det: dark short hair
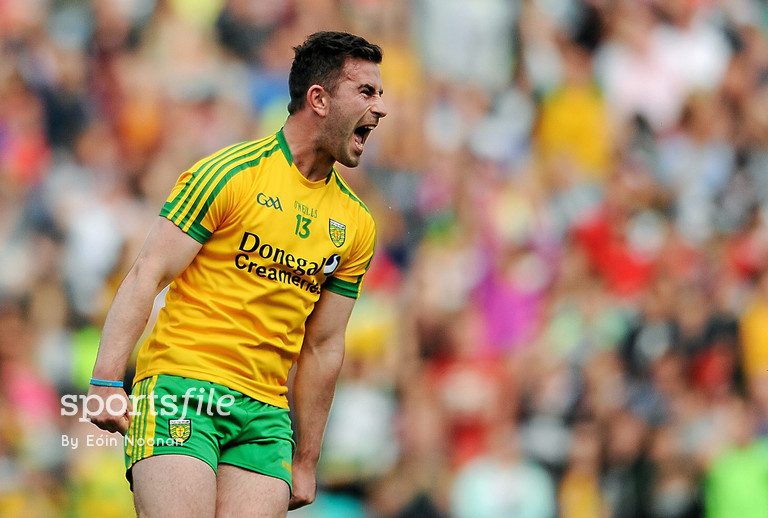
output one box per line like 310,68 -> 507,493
287,31 -> 382,115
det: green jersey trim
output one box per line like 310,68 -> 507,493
164,136 -> 274,224
276,128 -> 293,166
331,170 -> 371,214
160,139 -> 280,243
189,145 -> 282,238
177,140 -> 278,230
323,276 -> 362,298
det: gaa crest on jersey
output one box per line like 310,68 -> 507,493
169,419 -> 191,444
329,219 -> 346,247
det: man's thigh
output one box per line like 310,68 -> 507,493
216,464 -> 290,518
133,454 -> 217,518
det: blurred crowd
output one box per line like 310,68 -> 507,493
2,0 -> 768,517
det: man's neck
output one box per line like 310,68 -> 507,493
281,117 -> 335,182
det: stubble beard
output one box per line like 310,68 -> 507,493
322,110 -> 361,168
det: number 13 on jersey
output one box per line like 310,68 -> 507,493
295,215 -> 311,238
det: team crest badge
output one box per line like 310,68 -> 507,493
329,219 -> 346,247
169,419 -> 191,444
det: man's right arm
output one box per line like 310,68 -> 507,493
87,217 -> 203,434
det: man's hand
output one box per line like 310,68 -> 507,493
85,385 -> 132,435
287,461 -> 317,510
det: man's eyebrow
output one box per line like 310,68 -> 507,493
360,83 -> 384,96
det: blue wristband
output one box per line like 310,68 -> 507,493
90,378 -> 124,387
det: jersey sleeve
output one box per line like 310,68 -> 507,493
323,212 -> 376,299
159,146 -> 241,243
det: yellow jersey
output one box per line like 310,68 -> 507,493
133,129 -> 376,408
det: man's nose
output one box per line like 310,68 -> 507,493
372,96 -> 388,118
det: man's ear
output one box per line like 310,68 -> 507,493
307,85 -> 328,116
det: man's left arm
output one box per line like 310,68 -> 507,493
288,290 -> 356,510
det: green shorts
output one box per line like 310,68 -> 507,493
125,374 -> 295,491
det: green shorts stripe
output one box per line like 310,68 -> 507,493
127,378 -> 149,464
125,375 -> 295,491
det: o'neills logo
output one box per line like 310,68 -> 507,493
234,232 -> 340,294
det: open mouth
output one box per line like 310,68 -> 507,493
353,124 -> 376,151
